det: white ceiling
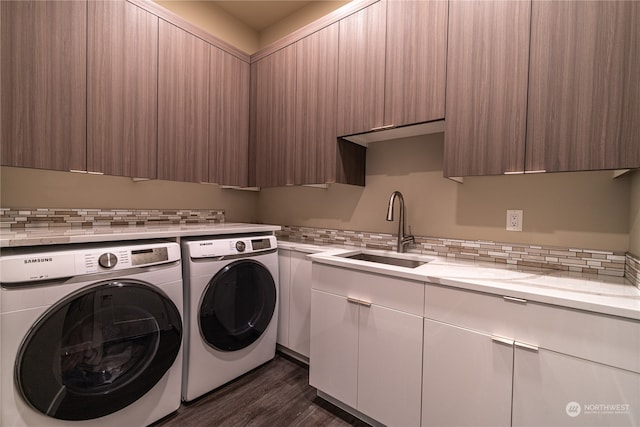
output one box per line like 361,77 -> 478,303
211,1 -> 316,32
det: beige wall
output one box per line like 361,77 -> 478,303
629,171 -> 640,255
154,1 -> 260,53
0,167 -> 259,223
257,133 -> 632,252
259,1 -> 350,48
154,1 -> 350,54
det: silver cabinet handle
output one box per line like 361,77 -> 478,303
503,296 -> 528,304
347,297 -> 372,307
515,341 -> 539,352
370,124 -> 395,132
491,335 -> 514,346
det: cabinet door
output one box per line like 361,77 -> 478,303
210,47 -> 250,186
422,319 -> 513,427
526,1 -> 640,172
443,0 -> 530,177
87,0 -> 158,178
250,45 -> 296,187
289,252 -> 312,358
358,304 -> 423,427
1,0 -> 86,171
309,290 -> 358,408
158,20 -> 209,183
277,250 -> 291,347
513,346 -> 640,427
384,0 -> 447,127
336,1 -> 386,137
295,23 -> 339,185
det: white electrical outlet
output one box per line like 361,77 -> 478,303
506,210 -> 523,231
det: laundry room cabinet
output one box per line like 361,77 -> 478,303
250,45 -> 297,187
294,23 -> 339,186
310,264 -> 424,426
443,0 -> 530,177
383,0 -> 447,128
525,0 -> 640,172
336,1 -> 386,137
87,0 -> 159,179
157,20 -> 210,183
1,0 -> 87,172
422,319 -> 513,427
422,283 -> 640,426
209,47 -> 250,187
277,248 -> 313,359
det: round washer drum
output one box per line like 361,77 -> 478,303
15,279 -> 182,421
199,259 -> 276,352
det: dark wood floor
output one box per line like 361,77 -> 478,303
154,353 -> 370,427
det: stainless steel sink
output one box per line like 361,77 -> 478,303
344,252 -> 429,269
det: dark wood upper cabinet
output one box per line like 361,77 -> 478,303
1,0 -> 87,172
250,45 -> 297,188
294,24 -> 339,185
384,0 -> 447,127
87,1 -> 158,178
526,1 -> 640,172
209,47 -> 250,187
157,20 -> 210,183
336,1 -> 386,137
443,0 -> 531,177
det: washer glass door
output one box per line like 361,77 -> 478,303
15,280 -> 182,421
200,259 -> 276,351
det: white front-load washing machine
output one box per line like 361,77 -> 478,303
0,241 -> 183,427
181,234 -> 278,402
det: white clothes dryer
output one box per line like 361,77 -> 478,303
0,241 -> 183,427
181,234 -> 278,402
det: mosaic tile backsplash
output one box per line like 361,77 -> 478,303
0,208 -> 225,228
277,225 -> 632,280
626,253 -> 640,289
1,210 -> 636,286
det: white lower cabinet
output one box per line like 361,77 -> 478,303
277,249 -> 313,358
512,346 -> 640,427
422,319 -> 513,427
309,290 -> 359,406
277,249 -> 291,348
289,251 -> 312,357
423,283 -> 640,427
310,264 -> 424,426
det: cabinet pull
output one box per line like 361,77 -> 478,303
515,341 -> 539,352
503,296 -> 527,304
370,124 -> 395,132
347,297 -> 372,307
491,335 -> 514,346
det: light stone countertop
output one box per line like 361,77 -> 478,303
280,241 -> 640,321
0,223 -> 281,248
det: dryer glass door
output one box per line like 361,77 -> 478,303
200,259 -> 276,351
15,280 -> 182,421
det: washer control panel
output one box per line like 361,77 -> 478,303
0,242 -> 180,283
188,235 -> 277,259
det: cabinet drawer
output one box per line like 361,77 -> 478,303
312,264 -> 424,316
425,284 -> 640,373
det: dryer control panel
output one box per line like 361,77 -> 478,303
0,242 -> 180,284
187,235 -> 277,259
